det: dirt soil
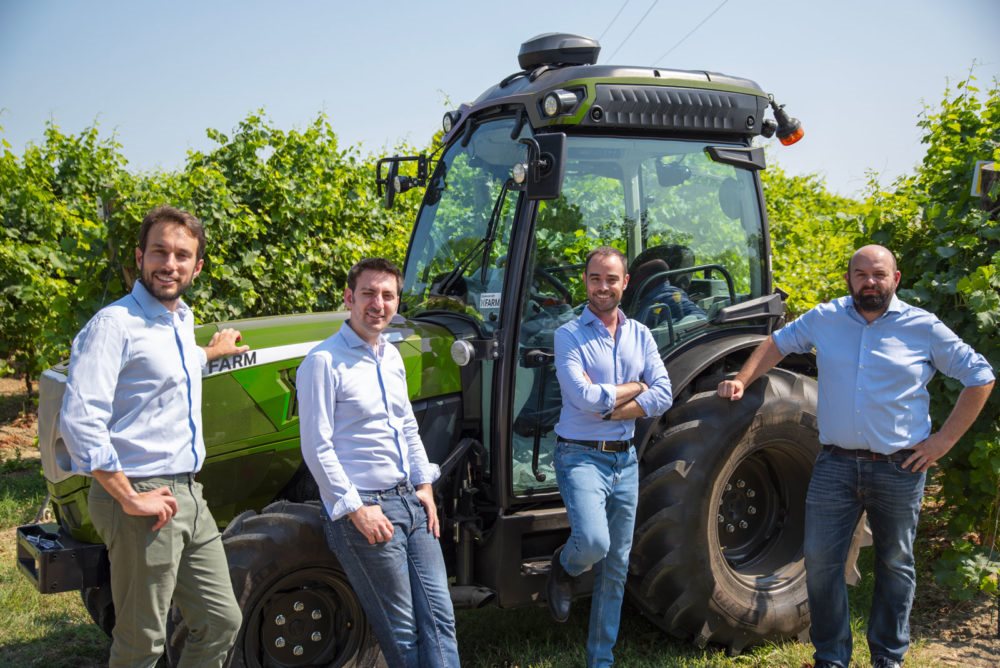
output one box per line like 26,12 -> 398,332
1,376 -> 997,665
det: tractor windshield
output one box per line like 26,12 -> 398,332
523,136 -> 767,351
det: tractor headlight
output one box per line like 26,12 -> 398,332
542,90 -> 579,117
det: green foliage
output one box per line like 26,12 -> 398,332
763,165 -> 862,317
858,74 -> 1000,598
0,124 -> 130,388
0,114 -> 417,385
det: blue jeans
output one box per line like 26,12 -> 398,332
324,483 -> 459,668
554,441 -> 639,668
804,449 -> 926,668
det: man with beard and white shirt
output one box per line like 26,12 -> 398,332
61,206 -> 248,667
297,258 -> 459,668
546,246 -> 672,668
717,244 -> 994,668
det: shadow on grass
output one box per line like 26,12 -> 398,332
0,611 -> 109,668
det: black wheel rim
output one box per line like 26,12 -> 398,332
716,437 -> 813,588
247,567 -> 367,667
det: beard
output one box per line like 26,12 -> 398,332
852,284 -> 893,313
139,265 -> 194,304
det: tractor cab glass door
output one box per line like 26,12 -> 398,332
511,136 -> 767,496
401,118 -> 526,334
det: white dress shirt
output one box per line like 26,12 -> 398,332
297,323 -> 440,520
60,281 -> 207,476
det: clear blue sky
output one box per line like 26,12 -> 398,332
2,0 -> 998,197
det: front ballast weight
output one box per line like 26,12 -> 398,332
376,154 -> 430,208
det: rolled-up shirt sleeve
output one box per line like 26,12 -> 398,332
634,328 -> 673,417
929,319 -> 995,387
772,309 -> 817,356
60,316 -> 129,474
554,326 -> 616,415
297,352 -> 363,517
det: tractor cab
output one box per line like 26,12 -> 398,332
385,33 -> 790,502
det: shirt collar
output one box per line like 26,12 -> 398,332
581,305 -> 626,329
341,320 -> 386,351
131,280 -> 190,321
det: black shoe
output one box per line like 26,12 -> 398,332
546,545 -> 574,623
871,657 -> 902,668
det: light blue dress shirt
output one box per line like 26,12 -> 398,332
60,281 -> 207,476
554,306 -> 673,441
772,295 -> 994,453
297,323 -> 440,520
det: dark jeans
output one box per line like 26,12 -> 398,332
324,483 -> 459,668
804,449 -> 926,667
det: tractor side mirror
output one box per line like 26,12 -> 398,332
376,155 -> 429,209
513,133 -> 566,201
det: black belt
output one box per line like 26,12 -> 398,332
822,444 -> 914,463
559,438 -> 632,453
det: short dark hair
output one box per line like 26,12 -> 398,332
138,206 -> 206,261
347,257 -> 403,294
584,246 -> 628,275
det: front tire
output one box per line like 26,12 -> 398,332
628,368 -> 867,653
166,500 -> 383,667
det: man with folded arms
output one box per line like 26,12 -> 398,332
548,246 -> 673,668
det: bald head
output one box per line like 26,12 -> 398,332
848,245 -> 897,275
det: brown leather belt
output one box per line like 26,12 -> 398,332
559,438 -> 632,453
822,444 -> 914,463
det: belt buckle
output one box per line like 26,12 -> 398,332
600,440 -> 614,453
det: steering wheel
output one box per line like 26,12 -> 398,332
533,266 -> 573,304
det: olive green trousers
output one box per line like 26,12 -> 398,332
89,474 -> 242,668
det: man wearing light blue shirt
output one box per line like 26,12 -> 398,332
717,245 -> 994,668
61,206 -> 248,668
297,258 -> 459,668
548,246 -> 673,668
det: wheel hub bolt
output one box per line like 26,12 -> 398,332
748,506 -> 757,515
746,490 -> 756,498
275,614 -> 286,626
739,520 -> 748,529
311,631 -> 322,642
293,601 -> 304,612
717,514 -> 724,524
725,483 -> 732,492
726,524 -> 735,533
293,645 -> 304,656
311,609 -> 323,620
275,637 -> 286,648
737,480 -> 745,488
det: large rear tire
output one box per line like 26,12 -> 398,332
166,500 -> 384,667
628,368 -> 867,654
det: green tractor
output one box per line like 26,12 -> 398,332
18,33 -> 868,666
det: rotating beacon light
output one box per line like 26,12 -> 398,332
769,98 -> 804,146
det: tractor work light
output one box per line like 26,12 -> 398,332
769,99 -> 803,146
512,162 -> 528,184
442,111 -> 461,134
542,90 -> 579,117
